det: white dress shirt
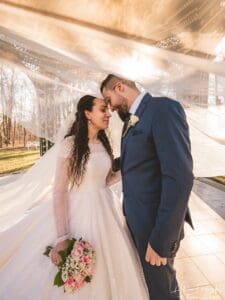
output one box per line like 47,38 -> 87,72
129,91 -> 148,115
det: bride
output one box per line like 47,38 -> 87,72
0,95 -> 148,299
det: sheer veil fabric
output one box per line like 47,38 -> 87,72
0,110 -> 76,231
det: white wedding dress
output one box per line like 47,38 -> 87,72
0,136 -> 148,300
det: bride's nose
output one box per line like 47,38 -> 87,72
106,111 -> 112,118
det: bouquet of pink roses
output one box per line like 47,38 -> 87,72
43,238 -> 96,293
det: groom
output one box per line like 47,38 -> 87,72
101,74 -> 194,300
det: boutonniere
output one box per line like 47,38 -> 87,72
122,115 -> 139,138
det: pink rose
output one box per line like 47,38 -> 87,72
72,244 -> 85,257
72,249 -> 81,257
66,277 -> 74,286
74,275 -> 84,289
82,256 -> 91,264
79,241 -> 86,248
78,245 -> 84,251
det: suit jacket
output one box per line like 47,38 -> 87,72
120,93 -> 194,257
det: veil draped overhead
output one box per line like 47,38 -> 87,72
0,1 -> 225,230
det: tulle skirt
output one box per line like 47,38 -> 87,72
0,186 -> 148,299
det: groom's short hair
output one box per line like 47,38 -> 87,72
100,74 -> 136,93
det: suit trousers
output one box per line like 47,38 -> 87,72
126,220 -> 181,300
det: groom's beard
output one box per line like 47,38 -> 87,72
117,109 -> 130,122
111,92 -> 130,121
116,98 -> 130,122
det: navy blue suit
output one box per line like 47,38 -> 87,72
120,93 -> 194,300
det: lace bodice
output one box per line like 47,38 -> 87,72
52,136 -> 121,243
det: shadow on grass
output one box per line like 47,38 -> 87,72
0,148 -> 40,175
0,163 -> 36,176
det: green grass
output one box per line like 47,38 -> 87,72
0,148 -> 40,175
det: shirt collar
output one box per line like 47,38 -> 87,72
129,91 -> 148,115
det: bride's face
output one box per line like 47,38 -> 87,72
86,98 -> 111,130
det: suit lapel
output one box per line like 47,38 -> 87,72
121,93 -> 152,166
135,93 -> 151,119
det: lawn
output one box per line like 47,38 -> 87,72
0,148 -> 40,175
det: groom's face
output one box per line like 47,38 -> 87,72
102,86 -> 129,121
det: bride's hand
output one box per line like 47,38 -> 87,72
51,240 -> 68,265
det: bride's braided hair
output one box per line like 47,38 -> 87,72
65,95 -> 113,187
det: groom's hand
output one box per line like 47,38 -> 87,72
112,157 -> 121,172
145,243 -> 167,266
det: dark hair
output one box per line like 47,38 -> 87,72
65,95 -> 113,187
100,74 -> 137,93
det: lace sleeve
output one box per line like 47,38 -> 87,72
58,135 -> 73,159
52,136 -> 73,243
